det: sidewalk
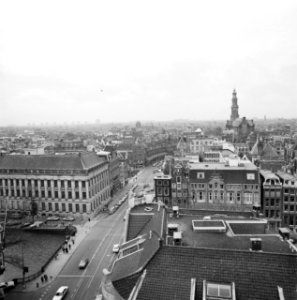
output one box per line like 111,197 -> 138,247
12,219 -> 98,292
3,177 -> 137,292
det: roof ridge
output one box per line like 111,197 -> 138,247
163,245 -> 297,257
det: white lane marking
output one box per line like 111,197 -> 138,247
70,212 -> 124,299
57,274 -> 93,278
85,209 -> 126,290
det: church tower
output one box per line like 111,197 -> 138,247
230,89 -> 239,121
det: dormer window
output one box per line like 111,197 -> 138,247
203,280 -> 235,300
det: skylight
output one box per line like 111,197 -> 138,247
203,280 -> 235,300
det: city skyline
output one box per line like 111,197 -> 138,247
1,0 -> 297,126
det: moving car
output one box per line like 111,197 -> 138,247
78,258 -> 89,269
112,244 -> 120,253
52,286 -> 69,300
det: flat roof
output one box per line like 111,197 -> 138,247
168,214 -> 293,254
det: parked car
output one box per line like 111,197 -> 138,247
62,216 -> 75,222
47,216 -> 60,221
78,258 -> 89,269
112,244 -> 120,253
144,207 -> 153,212
21,222 -> 32,228
0,281 -> 15,291
52,286 -> 69,300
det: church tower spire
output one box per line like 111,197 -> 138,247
230,89 -> 239,121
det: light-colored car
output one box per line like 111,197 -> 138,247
144,207 -> 153,212
52,286 -> 69,300
62,216 -> 75,222
78,258 -> 89,269
112,244 -> 120,253
0,281 -> 15,290
47,216 -> 60,221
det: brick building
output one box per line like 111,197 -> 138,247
154,174 -> 172,206
277,171 -> 297,229
260,170 -> 282,229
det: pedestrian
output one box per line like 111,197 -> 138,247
44,274 -> 48,282
72,238 -> 75,245
41,276 -> 44,284
66,248 -> 68,254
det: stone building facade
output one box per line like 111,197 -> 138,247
189,162 -> 260,211
0,152 -> 110,216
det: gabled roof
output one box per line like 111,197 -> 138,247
261,143 -> 280,160
0,152 -> 105,171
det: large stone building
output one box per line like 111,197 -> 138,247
226,90 -> 255,142
0,152 -> 110,217
189,161 -> 260,211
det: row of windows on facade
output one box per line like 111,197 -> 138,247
158,189 -> 257,204
284,188 -> 297,194
192,192 -> 256,204
283,215 -> 297,226
0,174 -> 108,189
0,169 -> 88,175
264,210 -> 281,218
1,191 -> 109,212
0,185 -> 109,199
196,172 -> 256,180
264,199 -> 281,207
284,204 -> 297,212
191,183 -> 259,190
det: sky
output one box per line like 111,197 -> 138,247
0,0 -> 297,126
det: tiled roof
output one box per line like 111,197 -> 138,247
135,246 -> 297,300
113,271 -> 141,299
261,143 -> 279,160
127,215 -> 153,241
0,152 -> 105,171
189,167 -> 259,184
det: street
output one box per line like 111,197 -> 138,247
6,166 -> 156,300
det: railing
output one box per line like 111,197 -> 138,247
287,240 -> 297,253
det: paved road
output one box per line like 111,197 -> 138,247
6,166 -> 157,300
